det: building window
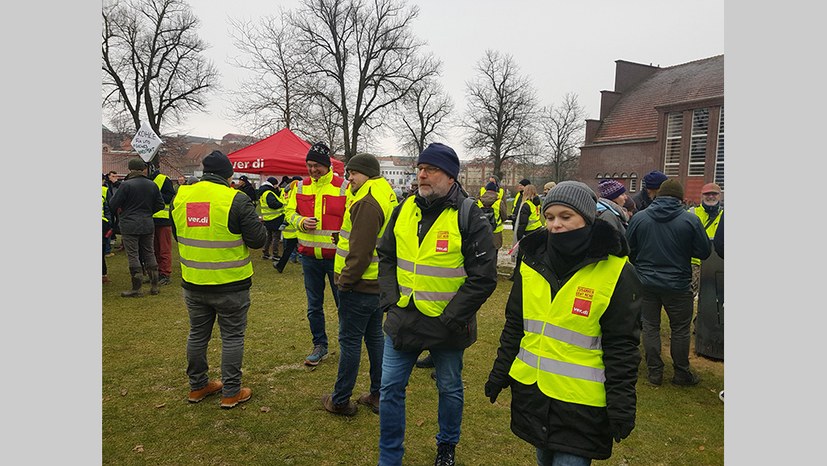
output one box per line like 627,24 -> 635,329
629,178 -> 638,192
688,108 -> 709,176
664,112 -> 683,176
715,106 -> 724,190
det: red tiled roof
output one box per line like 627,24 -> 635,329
592,55 -> 724,143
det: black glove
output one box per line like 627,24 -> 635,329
609,419 -> 635,443
484,380 -> 502,404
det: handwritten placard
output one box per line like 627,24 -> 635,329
131,121 -> 163,162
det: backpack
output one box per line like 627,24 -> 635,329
480,205 -> 497,230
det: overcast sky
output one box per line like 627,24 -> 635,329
167,0 -> 724,157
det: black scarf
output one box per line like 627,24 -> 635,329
548,224 -> 593,278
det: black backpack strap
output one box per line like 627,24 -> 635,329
458,196 -> 475,238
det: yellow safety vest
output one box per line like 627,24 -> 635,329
524,198 -> 543,232
171,183 -> 253,285
102,186 -> 109,222
508,255 -> 626,407
476,196 -> 504,234
334,178 -> 398,279
690,206 -> 722,265
394,197 -> 466,317
259,188 -> 283,221
286,170 -> 349,259
152,173 -> 171,219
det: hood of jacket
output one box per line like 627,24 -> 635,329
643,196 -> 686,223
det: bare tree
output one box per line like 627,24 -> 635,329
538,93 -> 586,182
289,0 -> 439,161
394,79 -> 454,157
461,50 -> 539,180
227,13 -> 309,135
101,0 -> 218,159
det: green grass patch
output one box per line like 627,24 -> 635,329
103,243 -> 723,465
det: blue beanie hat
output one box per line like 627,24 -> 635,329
417,143 -> 460,179
643,170 -> 668,189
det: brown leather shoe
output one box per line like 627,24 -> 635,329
356,392 -> 380,414
220,387 -> 252,409
322,393 -> 358,416
188,380 -> 223,403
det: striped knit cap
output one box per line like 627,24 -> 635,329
542,181 -> 598,224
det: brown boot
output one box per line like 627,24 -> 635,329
357,391 -> 380,414
322,393 -> 358,416
148,269 -> 160,295
121,267 -> 144,298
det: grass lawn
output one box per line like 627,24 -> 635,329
102,233 -> 723,465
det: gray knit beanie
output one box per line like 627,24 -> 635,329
542,181 -> 598,224
346,153 -> 381,178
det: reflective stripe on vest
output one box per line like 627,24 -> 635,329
508,255 -> 626,407
171,183 -> 253,284
152,173 -> 171,219
259,189 -> 283,221
690,205 -> 722,265
393,197 -> 466,317
334,178 -> 398,279
290,170 -> 349,259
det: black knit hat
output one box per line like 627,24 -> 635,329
306,142 -> 331,167
202,150 -> 234,179
417,143 -> 460,179
485,181 -> 498,191
519,178 -> 531,187
542,181 -> 597,224
266,176 -> 279,185
346,153 -> 381,178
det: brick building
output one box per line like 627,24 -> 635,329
577,55 -> 724,205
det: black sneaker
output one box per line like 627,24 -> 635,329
672,372 -> 701,386
158,275 -> 171,286
647,372 -> 663,386
416,353 -> 434,368
262,254 -> 272,260
434,442 -> 456,466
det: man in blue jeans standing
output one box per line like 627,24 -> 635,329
376,143 -> 498,466
321,153 -> 398,416
285,142 -> 349,366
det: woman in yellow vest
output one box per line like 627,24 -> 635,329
514,184 -> 543,242
485,181 -> 642,465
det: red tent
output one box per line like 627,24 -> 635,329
226,128 -> 344,176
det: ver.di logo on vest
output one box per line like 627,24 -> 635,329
571,286 -> 594,317
435,231 -> 449,253
186,202 -> 211,227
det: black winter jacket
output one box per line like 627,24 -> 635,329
150,171 -> 176,227
487,219 -> 641,460
625,196 -> 712,292
378,183 -> 498,351
108,171 -> 164,235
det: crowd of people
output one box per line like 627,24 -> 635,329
102,141 -> 723,465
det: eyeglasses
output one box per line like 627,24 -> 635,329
416,165 -> 441,175
702,192 -> 720,196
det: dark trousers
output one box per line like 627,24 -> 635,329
332,291 -> 384,405
274,237 -> 298,271
302,256 -> 339,348
640,287 -> 695,378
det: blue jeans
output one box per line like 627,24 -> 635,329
184,288 -> 250,397
378,335 -> 465,466
331,290 -> 384,405
537,449 -> 592,466
301,256 -> 338,348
